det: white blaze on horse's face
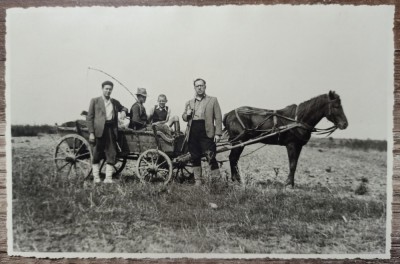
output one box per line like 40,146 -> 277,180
194,80 -> 206,97
102,85 -> 113,99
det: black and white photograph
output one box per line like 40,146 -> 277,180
6,5 -> 394,258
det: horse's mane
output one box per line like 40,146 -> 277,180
296,93 -> 335,120
229,92 -> 340,122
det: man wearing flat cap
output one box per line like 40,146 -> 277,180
129,87 -> 148,130
87,80 -> 128,183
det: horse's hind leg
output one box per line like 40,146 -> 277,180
285,143 -> 303,187
229,146 -> 244,182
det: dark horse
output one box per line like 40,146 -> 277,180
223,91 -> 348,187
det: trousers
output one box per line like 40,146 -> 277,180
92,122 -> 117,165
188,120 -> 219,169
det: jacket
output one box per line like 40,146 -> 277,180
87,96 -> 128,138
129,102 -> 148,130
182,95 -> 223,139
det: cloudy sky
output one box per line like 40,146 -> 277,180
6,5 -> 394,140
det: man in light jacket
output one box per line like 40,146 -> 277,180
182,78 -> 222,185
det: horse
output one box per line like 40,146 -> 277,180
222,91 -> 348,187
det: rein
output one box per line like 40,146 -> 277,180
217,94 -> 341,165
233,97 -> 339,142
313,126 -> 337,136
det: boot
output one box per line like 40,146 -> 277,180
193,166 -> 202,186
104,164 -> 114,183
92,163 -> 101,183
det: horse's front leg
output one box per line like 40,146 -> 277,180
285,143 -> 303,187
229,146 -> 244,182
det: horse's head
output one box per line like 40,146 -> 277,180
325,91 -> 348,130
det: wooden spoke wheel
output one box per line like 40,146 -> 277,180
54,135 -> 92,181
99,157 -> 127,179
136,149 -> 172,185
173,163 -> 194,183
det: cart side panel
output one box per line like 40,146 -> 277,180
118,130 -> 175,155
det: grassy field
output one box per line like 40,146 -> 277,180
11,134 -> 387,254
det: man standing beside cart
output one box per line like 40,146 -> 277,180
182,78 -> 223,185
87,80 -> 128,183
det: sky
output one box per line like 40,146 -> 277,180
6,5 -> 394,140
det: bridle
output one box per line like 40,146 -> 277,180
313,97 -> 341,136
325,97 -> 342,125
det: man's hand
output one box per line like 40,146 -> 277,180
89,133 -> 95,144
120,111 -> 127,120
186,108 -> 192,116
214,135 -> 221,143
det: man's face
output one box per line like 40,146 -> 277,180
194,80 -> 206,97
158,97 -> 167,108
139,95 -> 147,103
102,85 -> 113,98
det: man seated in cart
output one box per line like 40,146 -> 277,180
148,94 -> 181,135
128,88 -> 149,130
129,90 -> 180,136
87,80 -> 129,184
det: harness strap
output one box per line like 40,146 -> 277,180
294,105 -> 299,121
235,108 -> 246,129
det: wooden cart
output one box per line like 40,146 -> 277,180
54,120 -> 193,184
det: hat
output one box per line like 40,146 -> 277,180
136,87 -> 147,97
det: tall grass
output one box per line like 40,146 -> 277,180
12,155 -> 386,253
11,134 -> 387,254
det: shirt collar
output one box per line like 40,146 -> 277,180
156,105 -> 166,111
102,95 -> 112,103
195,94 -> 206,101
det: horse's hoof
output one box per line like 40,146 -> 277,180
231,174 -> 241,182
285,178 -> 294,187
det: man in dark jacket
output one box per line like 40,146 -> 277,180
87,81 -> 128,183
129,88 -> 148,130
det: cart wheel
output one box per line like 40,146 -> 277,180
99,157 -> 127,178
136,149 -> 173,185
54,134 -> 92,181
173,164 -> 194,183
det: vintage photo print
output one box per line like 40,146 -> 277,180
6,5 -> 394,259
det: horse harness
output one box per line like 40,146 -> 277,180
231,100 -> 337,144
232,107 -> 305,143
